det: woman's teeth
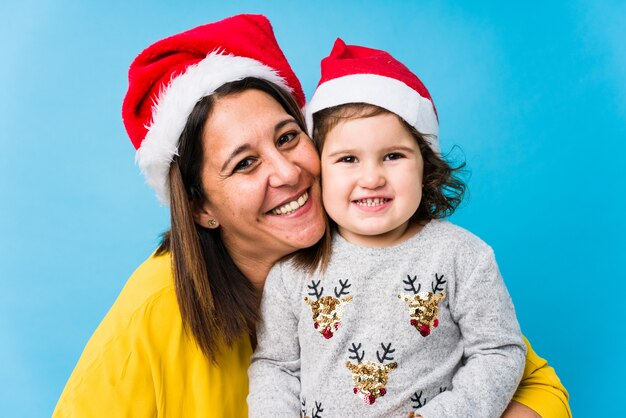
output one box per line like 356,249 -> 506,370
355,198 -> 389,207
271,191 -> 308,215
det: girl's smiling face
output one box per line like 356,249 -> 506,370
320,112 -> 424,247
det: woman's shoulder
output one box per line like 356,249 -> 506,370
53,250 -> 250,417
117,251 -> 175,308
86,251 -> 179,349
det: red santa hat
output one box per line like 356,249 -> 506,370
307,38 -> 439,153
122,14 -> 305,204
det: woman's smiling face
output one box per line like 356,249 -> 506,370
195,88 -> 325,268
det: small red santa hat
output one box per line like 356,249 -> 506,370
307,38 -> 439,153
122,14 -> 305,204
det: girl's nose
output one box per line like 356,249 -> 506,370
357,163 -> 386,189
268,153 -> 300,188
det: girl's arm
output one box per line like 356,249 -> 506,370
503,337 -> 571,418
416,246 -> 527,417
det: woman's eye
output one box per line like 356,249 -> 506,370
277,131 -> 298,147
338,156 -> 357,163
233,157 -> 255,173
384,152 -> 404,161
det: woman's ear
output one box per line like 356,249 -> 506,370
192,201 -> 220,229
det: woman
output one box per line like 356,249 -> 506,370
53,14 -> 569,417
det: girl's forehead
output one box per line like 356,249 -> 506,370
323,114 -> 415,149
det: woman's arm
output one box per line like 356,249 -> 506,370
503,337 -> 571,418
502,401 -> 541,418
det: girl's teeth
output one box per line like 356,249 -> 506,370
356,198 -> 388,206
272,191 -> 309,215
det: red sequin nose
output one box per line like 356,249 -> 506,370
322,327 -> 334,339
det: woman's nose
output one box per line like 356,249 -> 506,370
268,153 -> 300,188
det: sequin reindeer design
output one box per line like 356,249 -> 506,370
345,342 -> 397,405
398,273 -> 446,337
407,387 -> 447,416
304,279 -> 352,339
300,398 -> 324,418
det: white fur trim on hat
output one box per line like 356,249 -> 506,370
136,51 -> 292,205
306,74 -> 440,153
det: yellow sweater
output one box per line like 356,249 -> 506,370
53,252 -> 252,417
53,252 -> 569,417
514,338 -> 571,417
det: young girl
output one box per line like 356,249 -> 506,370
248,39 -> 526,418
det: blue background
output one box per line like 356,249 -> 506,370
2,1 -> 624,416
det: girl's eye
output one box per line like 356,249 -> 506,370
277,131 -> 298,147
233,157 -> 256,173
338,155 -> 357,163
384,152 -> 404,161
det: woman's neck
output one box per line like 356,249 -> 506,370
228,249 -> 276,296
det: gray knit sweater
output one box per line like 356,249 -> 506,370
248,220 -> 526,418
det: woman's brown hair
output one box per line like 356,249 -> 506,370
155,77 -> 330,361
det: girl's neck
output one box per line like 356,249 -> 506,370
337,220 -> 428,248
